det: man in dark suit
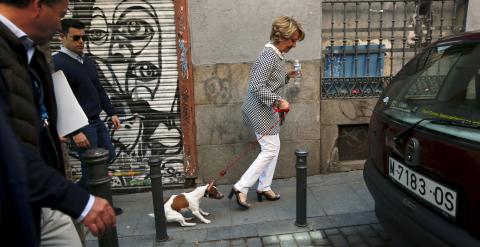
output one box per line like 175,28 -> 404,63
0,0 -> 116,245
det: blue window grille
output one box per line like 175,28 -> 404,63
325,45 -> 385,78
322,45 -> 387,97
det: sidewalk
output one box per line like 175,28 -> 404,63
85,170 -> 391,246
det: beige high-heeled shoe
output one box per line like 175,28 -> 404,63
228,187 -> 251,209
256,190 -> 280,202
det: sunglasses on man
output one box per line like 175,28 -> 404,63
70,35 -> 88,41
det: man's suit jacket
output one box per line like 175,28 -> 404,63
0,78 -> 37,246
0,21 -> 90,238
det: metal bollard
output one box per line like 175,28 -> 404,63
83,148 -> 119,247
149,157 -> 169,242
295,149 -> 308,227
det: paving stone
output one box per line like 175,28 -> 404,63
179,243 -> 197,247
278,234 -> 296,246
309,231 -> 323,240
371,223 -> 384,232
327,212 -> 378,229
167,229 -> 208,244
356,225 -> 376,237
199,241 -> 223,247
293,232 -> 312,246
213,240 -> 229,247
246,237 -> 262,247
346,235 -> 363,245
155,238 -> 184,247
204,224 -> 257,242
351,244 -> 369,247
263,235 -> 280,245
328,234 -> 349,247
312,238 -> 331,246
230,239 -> 246,247
264,245 -> 281,247
257,219 -> 305,237
324,229 -> 340,236
310,231 -> 329,246
378,231 -> 391,241
340,226 -> 357,235
366,236 -> 384,246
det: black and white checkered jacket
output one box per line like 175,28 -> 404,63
242,44 -> 289,135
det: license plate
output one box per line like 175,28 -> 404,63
388,157 -> 457,218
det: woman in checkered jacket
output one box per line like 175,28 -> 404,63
228,16 -> 305,209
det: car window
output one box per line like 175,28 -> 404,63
381,41 -> 480,141
465,74 -> 477,100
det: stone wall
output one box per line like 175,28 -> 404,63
193,61 -> 321,184
467,0 -> 480,31
320,98 -> 378,173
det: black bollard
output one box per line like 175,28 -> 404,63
149,157 -> 169,242
295,149 -> 308,227
83,148 -> 119,247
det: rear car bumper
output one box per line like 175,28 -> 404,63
363,160 -> 480,247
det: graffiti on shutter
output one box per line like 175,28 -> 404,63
52,0 -> 185,188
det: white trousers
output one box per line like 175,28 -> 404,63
234,134 -> 280,195
40,208 -> 82,247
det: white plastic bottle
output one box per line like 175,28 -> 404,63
293,59 -> 302,85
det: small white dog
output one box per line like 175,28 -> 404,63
163,181 -> 224,226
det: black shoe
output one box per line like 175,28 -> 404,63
114,207 -> 123,216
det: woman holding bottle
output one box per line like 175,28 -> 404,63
228,15 -> 305,209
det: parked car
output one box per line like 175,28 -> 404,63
363,32 -> 480,246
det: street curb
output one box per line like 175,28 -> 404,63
89,211 -> 377,246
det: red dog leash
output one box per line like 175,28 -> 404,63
217,106 -> 290,179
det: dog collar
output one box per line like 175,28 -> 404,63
204,189 -> 209,198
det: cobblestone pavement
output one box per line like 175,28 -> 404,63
193,223 -> 392,247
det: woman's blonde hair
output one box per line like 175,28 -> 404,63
270,16 -> 305,44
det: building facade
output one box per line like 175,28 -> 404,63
52,0 -> 470,188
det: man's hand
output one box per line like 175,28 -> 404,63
73,132 -> 90,148
58,136 -> 68,143
111,115 -> 122,130
81,197 -> 116,236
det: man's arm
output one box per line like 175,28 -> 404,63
90,60 -> 122,130
20,143 -> 89,215
20,137 -> 115,236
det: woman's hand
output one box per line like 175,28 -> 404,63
278,99 -> 290,111
287,70 -> 302,79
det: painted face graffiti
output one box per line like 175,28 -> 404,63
67,0 -> 184,186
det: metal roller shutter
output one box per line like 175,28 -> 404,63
51,0 -> 185,188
